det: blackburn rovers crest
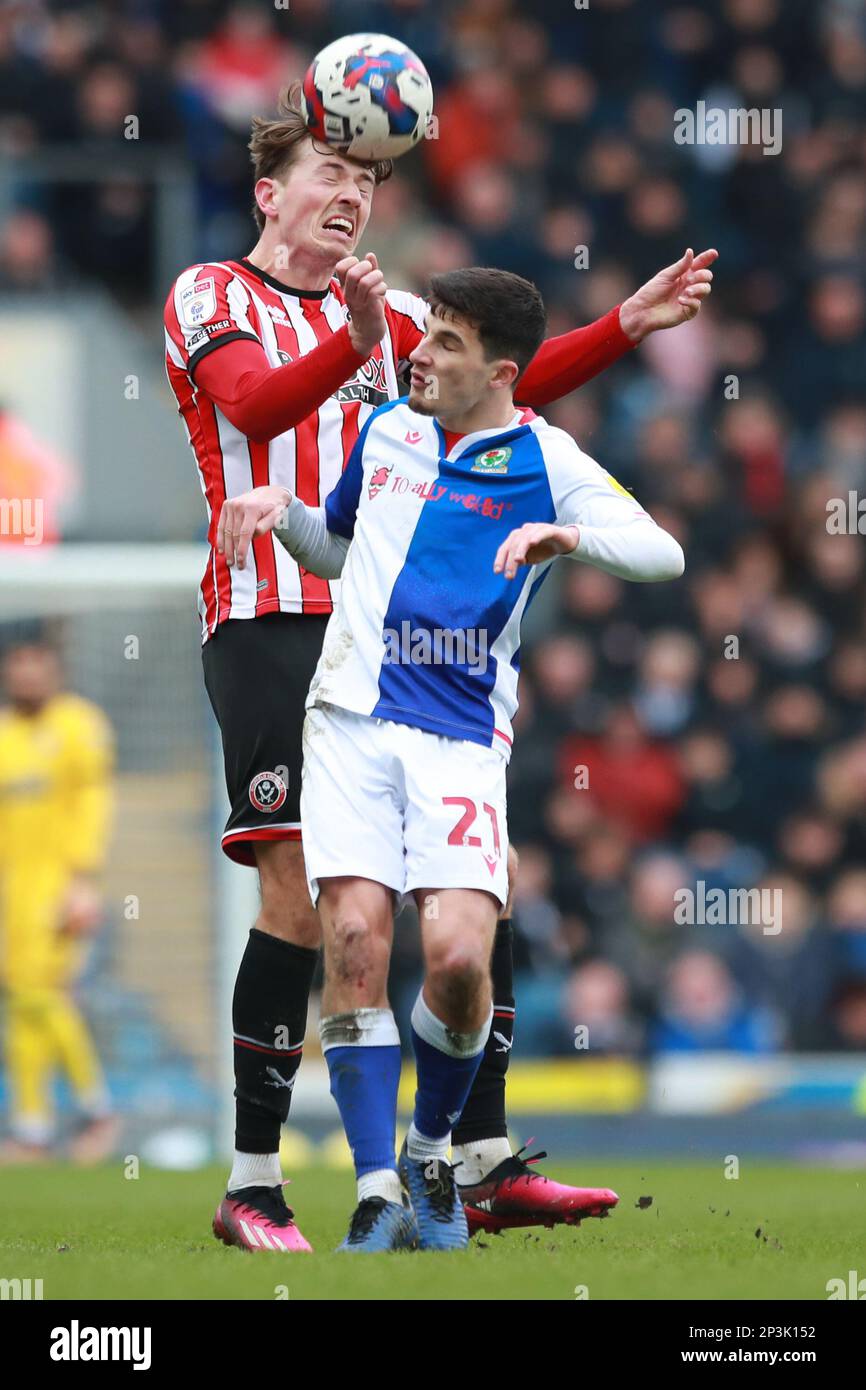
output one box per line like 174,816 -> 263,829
472,447 -> 511,474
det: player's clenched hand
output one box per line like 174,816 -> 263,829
494,523 -> 580,579
218,484 -> 292,569
619,247 -> 718,342
337,252 -> 388,357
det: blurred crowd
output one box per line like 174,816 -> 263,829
2,0 -> 866,1056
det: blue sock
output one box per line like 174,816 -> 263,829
408,991 -> 492,1161
320,1009 -> 402,1185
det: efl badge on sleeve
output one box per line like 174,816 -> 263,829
181,277 -> 217,327
604,471 -> 635,500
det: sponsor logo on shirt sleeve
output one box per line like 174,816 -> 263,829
180,276 -> 217,327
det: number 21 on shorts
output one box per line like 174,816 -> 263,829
443,796 -> 502,873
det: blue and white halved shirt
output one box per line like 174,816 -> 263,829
300,399 -> 683,756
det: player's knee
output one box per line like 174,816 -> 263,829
427,941 -> 489,1019
327,913 -> 388,989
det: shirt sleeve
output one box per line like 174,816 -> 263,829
516,306 -> 636,407
192,333 -> 368,444
544,429 -> 685,582
165,263 -> 370,444
385,289 -> 428,379
164,263 -> 262,376
274,497 -> 350,579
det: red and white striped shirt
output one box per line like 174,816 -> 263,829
164,257 -> 634,641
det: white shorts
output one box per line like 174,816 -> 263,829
300,702 -> 509,908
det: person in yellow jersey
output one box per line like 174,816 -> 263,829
0,638 -> 117,1162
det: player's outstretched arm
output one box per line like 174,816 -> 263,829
195,336 -> 368,445
217,398 -> 368,571
515,248 -> 718,408
494,439 -> 686,584
618,247 -> 718,341
217,485 -> 292,570
494,523 -> 581,578
273,495 -> 350,579
494,515 -> 683,583
216,484 -> 350,578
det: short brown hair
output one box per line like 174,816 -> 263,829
248,81 -> 393,231
427,267 -> 547,377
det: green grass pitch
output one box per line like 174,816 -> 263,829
3,1161 -> 863,1301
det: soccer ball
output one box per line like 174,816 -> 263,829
301,32 -> 434,161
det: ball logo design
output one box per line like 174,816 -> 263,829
301,32 -> 434,161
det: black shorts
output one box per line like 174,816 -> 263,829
202,612 -> 329,866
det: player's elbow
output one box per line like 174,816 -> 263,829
629,526 -> 685,582
230,407 -> 275,445
215,392 -> 280,443
656,532 -> 685,581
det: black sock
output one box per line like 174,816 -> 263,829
451,919 -> 514,1145
232,928 -> 318,1153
